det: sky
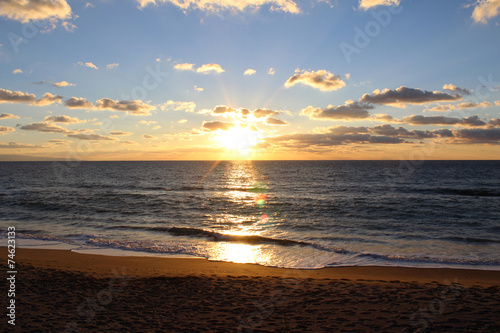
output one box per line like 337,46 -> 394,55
0,0 -> 500,161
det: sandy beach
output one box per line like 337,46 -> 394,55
2,247 -> 500,332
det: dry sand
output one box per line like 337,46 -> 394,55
1,247 -> 500,332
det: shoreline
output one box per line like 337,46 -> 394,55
4,247 -> 500,286
2,247 -> 500,331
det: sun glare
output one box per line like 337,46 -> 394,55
216,125 -> 260,152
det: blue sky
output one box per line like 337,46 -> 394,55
1,0 -> 500,160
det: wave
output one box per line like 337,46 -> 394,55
353,252 -> 500,267
419,187 -> 500,197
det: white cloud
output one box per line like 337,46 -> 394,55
285,69 -> 346,91
106,63 -> 119,70
358,0 -> 400,10
12,69 -> 22,74
160,100 -> 196,112
53,81 -> 76,87
244,69 -> 256,76
196,63 -> 225,74
174,63 -> 195,71
136,0 -> 300,14
472,0 -> 500,23
268,68 -> 275,75
194,85 -> 204,92
77,62 -> 98,70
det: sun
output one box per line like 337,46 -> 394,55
216,124 -> 260,152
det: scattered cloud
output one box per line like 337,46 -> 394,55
268,68 -> 275,75
136,0 -> 301,14
358,0 -> 400,10
174,63 -> 195,71
453,128 -> 500,143
142,134 -> 157,139
373,113 -> 403,123
402,115 -> 487,127
53,81 -> 76,87
109,131 -> 133,136
202,121 -> 235,131
160,100 -> 196,112
0,0 -> 72,23
359,86 -> 462,107
178,119 -> 188,124
64,97 -> 93,109
77,62 -> 98,70
67,133 -> 117,141
0,126 -> 15,134
196,63 -> 225,74
285,69 -> 346,91
471,0 -> 500,23
266,117 -> 288,125
12,69 -> 22,74
244,69 -> 256,76
0,113 -> 20,119
0,142 -> 45,149
106,63 -> 119,70
44,115 -> 86,123
429,101 -> 492,112
35,93 -> 63,106
194,85 -> 204,92
95,98 -> 155,115
443,84 -> 471,96
20,122 -> 71,133
139,120 -> 158,126
302,101 -> 373,120
0,88 -> 36,104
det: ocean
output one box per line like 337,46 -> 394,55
1,160 -> 499,269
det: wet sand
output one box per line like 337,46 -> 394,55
1,248 -> 500,332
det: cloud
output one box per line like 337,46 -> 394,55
136,0 -> 300,14
95,98 -> 155,115
0,113 -> 20,119
373,113 -> 403,123
142,134 -> 157,139
196,63 -> 225,74
53,81 -> 76,87
106,63 -> 119,69
0,142 -> 45,149
0,0 -> 72,23
429,101 -> 492,112
12,69 -> 22,74
139,120 -> 158,126
194,85 -> 204,92
402,115 -> 487,127
266,117 -> 288,125
359,86 -> 462,107
202,121 -> 235,131
443,84 -> 471,96
178,119 -> 188,124
109,131 -> 133,136
453,128 -> 500,143
36,93 -> 63,106
244,69 -> 256,76
268,68 -> 275,75
0,88 -> 36,104
77,62 -> 98,70
64,97 -> 93,109
0,126 -> 15,134
285,69 -> 346,91
44,115 -> 85,123
174,63 -> 195,71
358,0 -> 400,10
265,131 -> 405,147
472,0 -> 500,23
20,122 -> 71,133
487,119 -> 500,127
160,100 -> 196,112
302,101 -> 373,120
67,133 -> 117,141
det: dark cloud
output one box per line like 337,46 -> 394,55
403,115 -> 486,127
0,113 -> 20,119
360,86 -> 461,106
453,128 -> 500,143
67,133 -> 117,141
302,102 -> 373,120
266,117 -> 288,125
0,126 -> 15,133
95,98 -> 154,115
202,121 -> 235,131
44,115 -> 85,123
64,97 -> 93,109
0,142 -> 45,149
20,122 -> 71,133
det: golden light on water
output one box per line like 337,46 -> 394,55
210,242 -> 263,264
